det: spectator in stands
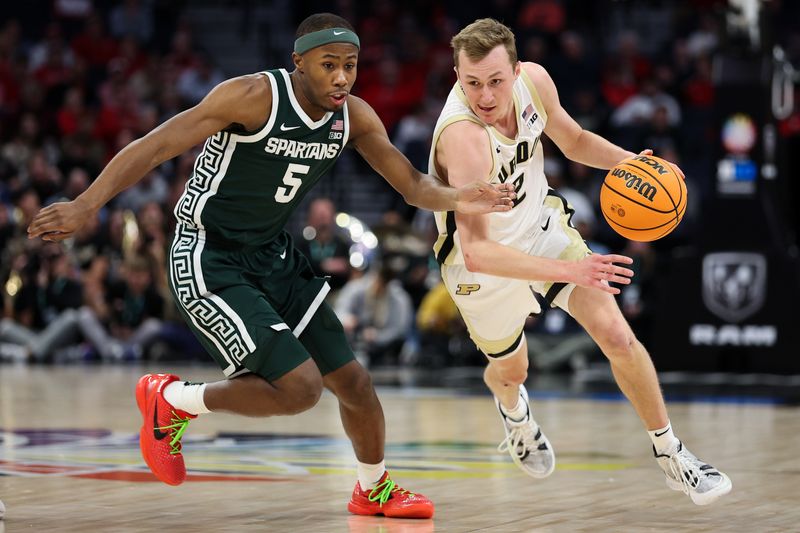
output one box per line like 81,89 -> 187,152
611,77 -> 681,128
71,12 -> 119,72
335,259 -> 413,367
295,198 -> 352,291
176,52 -> 224,107
525,304 -> 597,372
371,210 -> 430,306
392,103 -> 436,173
357,54 -> 424,135
28,22 -> 75,73
77,255 -> 166,360
2,112 -> 42,173
549,31 -> 599,113
416,280 -> 476,368
56,86 -> 88,137
116,168 -> 169,211
109,0 -> 154,44
0,243 -> 83,361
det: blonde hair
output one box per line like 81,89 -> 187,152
451,18 -> 517,67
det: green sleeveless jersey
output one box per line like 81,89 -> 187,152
174,68 -> 349,246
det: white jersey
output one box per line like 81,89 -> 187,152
430,68 -> 549,266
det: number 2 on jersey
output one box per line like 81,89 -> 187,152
274,163 -> 309,203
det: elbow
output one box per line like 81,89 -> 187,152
463,249 -> 482,273
561,130 -> 584,161
402,188 -> 419,208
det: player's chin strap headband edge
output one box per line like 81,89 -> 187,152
294,28 -> 360,55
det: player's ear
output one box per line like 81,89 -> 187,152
292,52 -> 303,72
514,61 -> 521,78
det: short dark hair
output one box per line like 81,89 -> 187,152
296,13 -> 354,38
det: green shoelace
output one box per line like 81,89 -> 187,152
367,477 -> 413,506
158,412 -> 192,455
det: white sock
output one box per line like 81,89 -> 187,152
649,420 -> 680,455
357,460 -> 386,490
500,393 -> 529,422
163,381 -> 211,415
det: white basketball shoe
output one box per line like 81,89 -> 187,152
655,441 -> 732,505
495,384 -> 555,478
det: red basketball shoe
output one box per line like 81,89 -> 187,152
135,373 -> 196,486
348,471 -> 434,519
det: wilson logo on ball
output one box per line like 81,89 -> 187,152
610,168 -> 658,202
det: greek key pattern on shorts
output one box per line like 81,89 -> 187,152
174,131 -> 231,226
170,226 -> 250,366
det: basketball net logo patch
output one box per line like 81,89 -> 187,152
702,252 -> 767,323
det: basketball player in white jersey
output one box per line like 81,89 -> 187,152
430,19 -> 731,505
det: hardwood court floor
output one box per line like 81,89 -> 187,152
0,363 -> 798,532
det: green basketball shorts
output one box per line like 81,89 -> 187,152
168,225 -> 355,381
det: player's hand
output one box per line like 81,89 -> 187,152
27,199 -> 93,242
634,149 -> 685,181
454,181 -> 516,215
572,254 -> 634,295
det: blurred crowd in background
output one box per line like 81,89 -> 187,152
1,0 -> 798,370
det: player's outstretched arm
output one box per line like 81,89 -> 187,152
28,75 -> 271,242
347,96 -> 515,214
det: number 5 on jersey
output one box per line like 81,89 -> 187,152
274,163 -> 310,203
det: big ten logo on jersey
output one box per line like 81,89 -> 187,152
522,103 -> 538,129
496,137 -> 539,207
456,283 -> 481,295
329,118 -> 344,140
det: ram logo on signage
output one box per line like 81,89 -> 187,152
702,252 -> 767,323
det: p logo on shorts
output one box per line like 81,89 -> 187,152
456,283 -> 481,296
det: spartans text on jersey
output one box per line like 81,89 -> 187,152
265,138 -> 341,160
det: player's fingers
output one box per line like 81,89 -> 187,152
604,254 -> 633,265
28,206 -> 60,227
42,231 -> 71,242
492,183 -> 517,199
673,163 -> 686,181
27,218 -> 50,238
608,275 -> 631,285
598,281 -> 620,294
638,149 -> 653,156
613,266 -> 634,278
28,218 -> 61,238
493,204 -> 513,212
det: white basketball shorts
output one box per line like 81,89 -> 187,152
441,190 -> 591,358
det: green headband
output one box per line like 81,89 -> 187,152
294,27 -> 360,55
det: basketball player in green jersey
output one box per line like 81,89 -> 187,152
27,13 -> 517,519
430,19 -> 730,505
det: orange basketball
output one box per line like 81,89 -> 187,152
600,155 -> 687,242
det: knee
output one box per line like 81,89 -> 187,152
327,362 -> 375,405
246,366 -> 323,416
598,323 -> 637,362
281,371 -> 324,414
487,359 -> 529,387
